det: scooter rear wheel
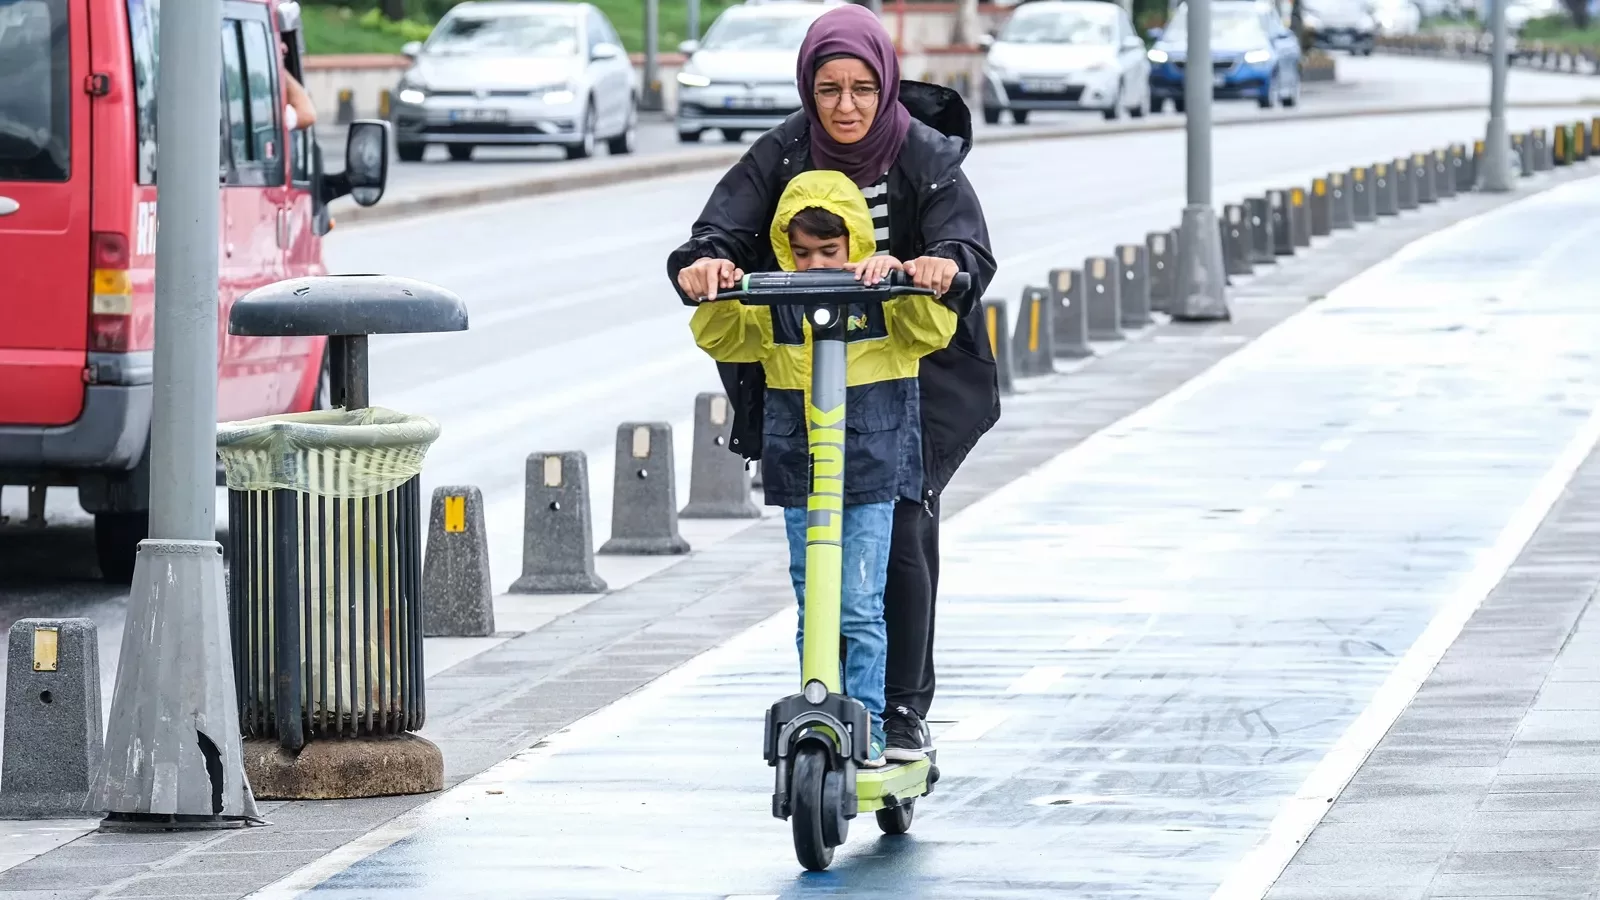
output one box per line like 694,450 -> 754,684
875,800 -> 915,835
791,745 -> 835,871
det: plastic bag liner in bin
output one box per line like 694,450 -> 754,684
217,407 -> 441,748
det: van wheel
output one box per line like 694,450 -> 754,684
983,106 -> 1002,125
95,510 -> 148,585
398,142 -> 426,162
447,144 -> 475,162
721,128 -> 745,142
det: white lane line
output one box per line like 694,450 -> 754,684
1067,627 -> 1121,650
1005,665 -> 1068,695
1320,437 -> 1353,453
726,895 -> 779,900
1197,534 -> 1242,553
1210,373 -> 1600,900
1266,482 -> 1297,500
939,711 -> 1012,743
1294,459 -> 1326,475
1239,507 -> 1271,526
1368,401 -> 1400,416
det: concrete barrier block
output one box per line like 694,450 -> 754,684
0,619 -> 101,819
1374,162 -> 1399,216
1083,257 -> 1124,341
1433,150 -> 1456,199
1576,121 -> 1589,161
1146,230 -> 1177,310
1350,168 -> 1375,222
1011,286 -> 1055,374
1288,187 -> 1311,247
1244,198 -> 1274,264
1221,204 -> 1252,276
1267,190 -> 1293,256
1329,172 -> 1354,229
680,393 -> 760,520
422,486 -> 495,637
1046,270 -> 1091,360
1309,177 -> 1332,237
378,89 -> 393,121
336,88 -> 355,126
510,451 -> 608,593
1454,144 -> 1475,193
1395,158 -> 1419,210
983,297 -> 1016,395
599,424 -> 690,556
1519,132 -> 1540,174
1414,153 -> 1438,204
1116,243 -> 1152,329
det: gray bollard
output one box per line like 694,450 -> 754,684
680,393 -> 761,520
1046,270 -> 1091,359
0,619 -> 101,819
1267,190 -> 1294,256
1433,150 -> 1456,199
1221,204 -> 1252,276
1288,186 -> 1311,248
598,423 -> 690,555
422,486 -> 496,637
1351,168 -> 1375,222
1014,285 -> 1062,373
1414,152 -> 1438,203
1245,197 -> 1274,264
1453,144 -> 1474,193
1309,177 -> 1332,237
1330,172 -> 1354,229
1528,130 -> 1547,173
510,451 -> 608,593
1083,257 -> 1124,341
983,297 -> 1016,395
1395,158 -> 1419,210
1374,162 -> 1400,216
1116,243 -> 1152,329
750,464 -> 763,490
1146,231 -> 1176,312
1466,141 -> 1483,189
336,88 -> 355,125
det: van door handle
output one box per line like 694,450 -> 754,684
0,196 -> 18,216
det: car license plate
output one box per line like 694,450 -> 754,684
1332,33 -> 1352,45
1020,79 -> 1065,93
724,95 -> 776,109
448,108 -> 508,123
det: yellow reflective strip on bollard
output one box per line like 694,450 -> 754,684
986,305 -> 998,358
444,495 -> 466,533
33,627 -> 58,672
1028,297 -> 1041,354
1313,179 -> 1326,196
1291,188 -> 1305,206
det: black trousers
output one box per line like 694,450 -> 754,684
884,496 -> 941,719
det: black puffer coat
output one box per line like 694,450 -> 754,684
667,81 -> 1000,501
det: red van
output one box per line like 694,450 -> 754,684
0,0 -> 389,581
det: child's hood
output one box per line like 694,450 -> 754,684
769,170 -> 878,272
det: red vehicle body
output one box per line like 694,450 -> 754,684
0,0 -> 381,580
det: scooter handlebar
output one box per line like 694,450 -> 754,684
707,270 -> 971,305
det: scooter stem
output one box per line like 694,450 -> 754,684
800,302 -> 848,694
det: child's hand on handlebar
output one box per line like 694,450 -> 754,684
905,257 -> 961,296
845,254 -> 904,287
679,258 -> 745,301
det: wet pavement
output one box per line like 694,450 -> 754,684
227,178 -> 1600,898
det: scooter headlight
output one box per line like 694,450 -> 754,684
804,679 -> 828,704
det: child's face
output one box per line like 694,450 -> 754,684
788,228 -> 848,271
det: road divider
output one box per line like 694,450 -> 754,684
1084,257 -> 1124,343
422,485 -> 496,638
984,298 -> 1016,396
598,423 -> 690,556
509,451 -> 608,594
1117,244 -> 1153,330
0,619 -> 101,819
1044,273 -> 1087,363
681,393 -> 761,521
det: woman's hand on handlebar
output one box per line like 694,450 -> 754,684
844,254 -> 904,287
905,257 -> 961,297
678,258 -> 744,301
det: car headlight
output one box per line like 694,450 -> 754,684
398,87 -> 426,105
1244,48 -> 1272,63
543,87 -> 576,104
677,71 -> 711,88
1147,48 -> 1169,63
1302,12 -> 1322,28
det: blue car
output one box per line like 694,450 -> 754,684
1146,0 -> 1302,112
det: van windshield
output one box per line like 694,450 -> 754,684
700,13 -> 815,51
0,0 -> 70,181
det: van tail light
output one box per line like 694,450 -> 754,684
89,231 -> 133,352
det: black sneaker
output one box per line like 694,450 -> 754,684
883,705 -> 929,762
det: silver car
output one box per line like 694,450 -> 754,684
981,0 -> 1152,124
392,1 -> 637,162
674,0 -> 841,144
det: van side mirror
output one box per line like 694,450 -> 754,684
978,33 -> 995,50
344,120 -> 390,207
678,39 -> 700,54
276,0 -> 302,33
591,41 -> 621,61
401,40 -> 423,58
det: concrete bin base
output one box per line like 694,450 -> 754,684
243,734 -> 444,800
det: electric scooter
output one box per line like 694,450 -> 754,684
709,268 -> 971,872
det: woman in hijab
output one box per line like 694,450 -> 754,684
667,3 -> 1000,765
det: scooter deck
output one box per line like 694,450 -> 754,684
855,757 -> 933,813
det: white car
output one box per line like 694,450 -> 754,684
981,0 -> 1152,125
1370,0 -> 1422,35
392,1 -> 638,162
674,1 -> 840,143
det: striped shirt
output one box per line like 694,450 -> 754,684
862,176 -> 890,254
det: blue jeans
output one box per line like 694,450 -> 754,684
783,501 -> 893,748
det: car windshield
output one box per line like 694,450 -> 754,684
1162,5 -> 1268,43
426,12 -> 580,56
999,7 -> 1117,44
700,12 -> 815,51
0,0 -> 70,182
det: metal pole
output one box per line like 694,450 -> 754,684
642,0 -> 662,111
688,0 -> 700,43
1480,0 -> 1512,190
1185,0 -> 1212,206
1171,0 -> 1230,321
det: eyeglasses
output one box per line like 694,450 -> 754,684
814,84 -> 880,108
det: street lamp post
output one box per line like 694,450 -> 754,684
1173,0 -> 1231,320
1480,0 -> 1512,191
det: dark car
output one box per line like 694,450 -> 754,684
1147,0 -> 1302,112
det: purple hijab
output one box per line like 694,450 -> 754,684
796,4 -> 912,188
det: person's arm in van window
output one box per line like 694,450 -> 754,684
284,69 -> 316,130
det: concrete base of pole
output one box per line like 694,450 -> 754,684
1171,205 -> 1231,322
243,734 -> 443,800
1479,125 -> 1513,192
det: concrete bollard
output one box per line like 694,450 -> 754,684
1146,231 -> 1176,313
510,451 -> 608,593
1046,270 -> 1091,360
983,298 -> 1016,395
1083,257 -> 1124,341
1330,172 -> 1355,229
336,88 -> 355,125
1414,153 -> 1438,204
1395,158 -> 1419,210
1453,144 -> 1473,193
1245,197 -> 1274,264
680,393 -> 760,520
1351,168 -> 1375,222
1116,243 -> 1153,329
1221,204 -> 1252,276
1433,150 -> 1456,199
1576,121 -> 1589,161
598,424 -> 690,556
1267,190 -> 1294,256
1309,177 -> 1332,237
378,89 -> 393,121
422,486 -> 496,637
750,462 -> 763,489
1014,285 -> 1062,373
0,619 -> 101,819
1374,162 -> 1400,215
1519,132 -> 1539,174
1288,187 -> 1311,248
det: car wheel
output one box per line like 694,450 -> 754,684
1151,95 -> 1167,114
607,100 -> 637,155
1011,109 -> 1029,125
397,142 -> 426,162
1259,75 -> 1276,109
1103,81 -> 1122,121
447,144 -> 474,162
565,103 -> 596,160
95,510 -> 148,584
720,128 -> 745,143
1129,84 -> 1147,118
1174,97 -> 1186,114
983,106 -> 1003,125
1282,76 -> 1300,107
678,129 -> 703,143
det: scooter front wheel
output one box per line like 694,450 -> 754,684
875,800 -> 914,835
790,745 -> 835,871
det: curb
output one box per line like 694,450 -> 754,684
333,97 -> 1600,229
